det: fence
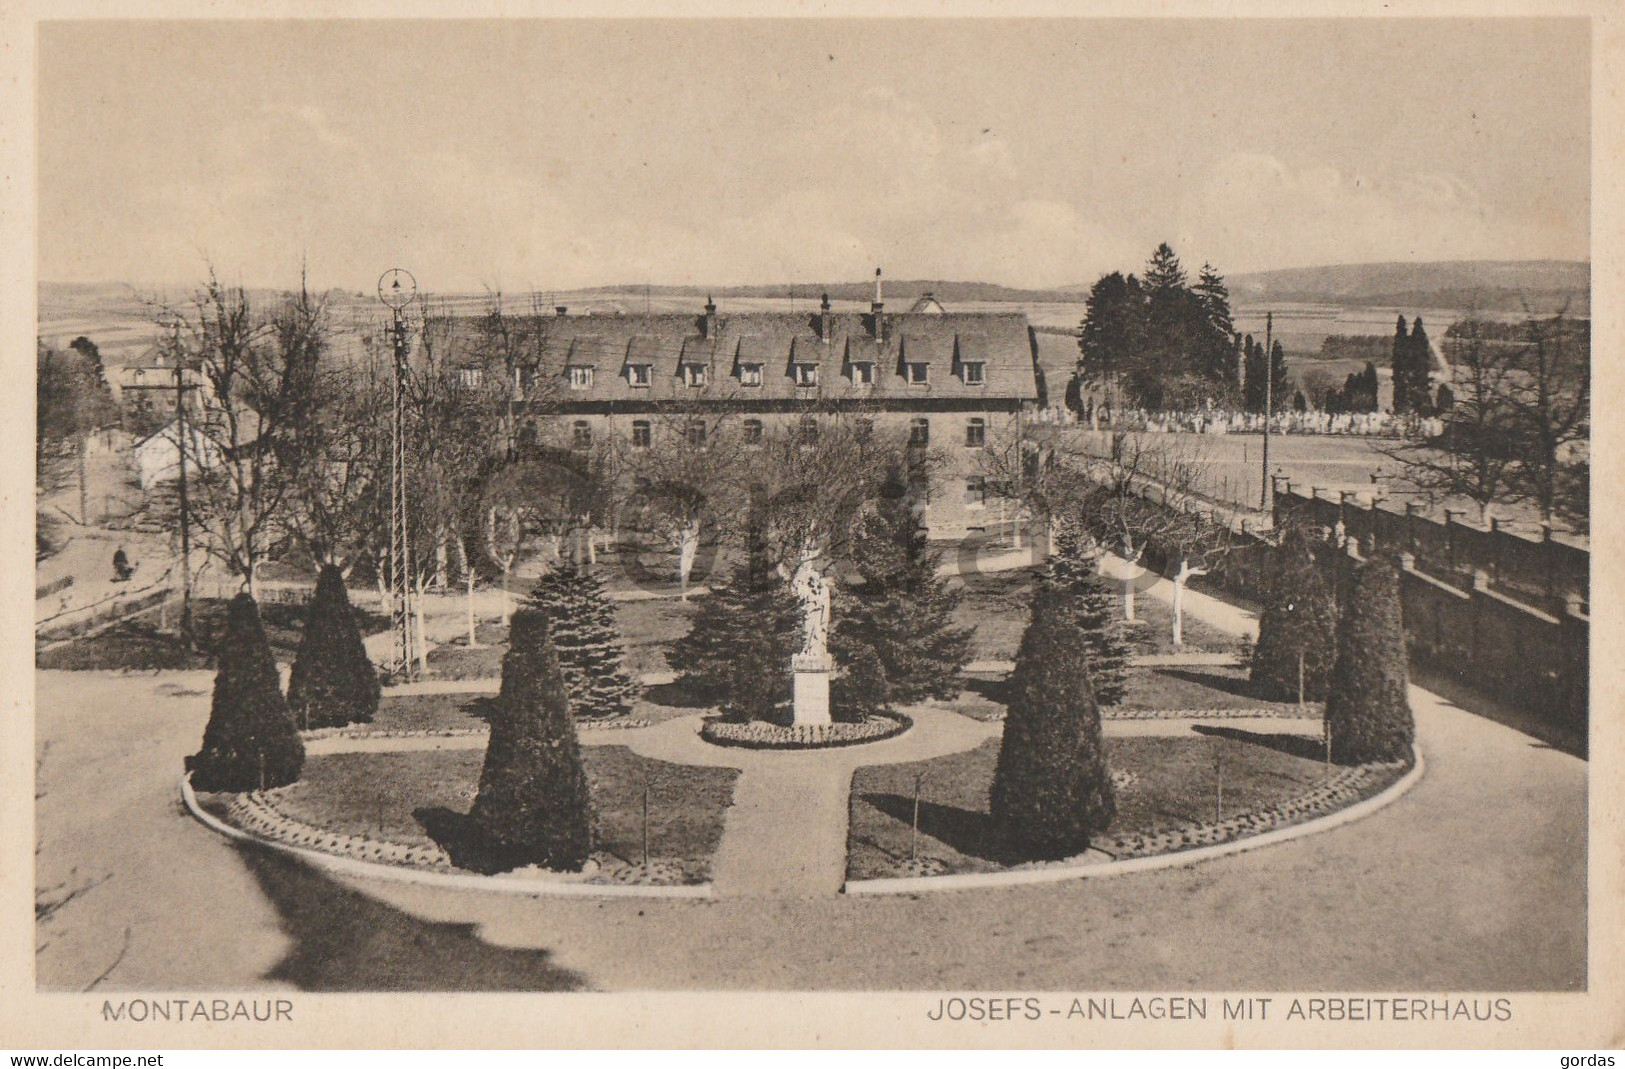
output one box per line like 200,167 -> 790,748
1119,491 -> 1588,736
1272,486 -> 1588,613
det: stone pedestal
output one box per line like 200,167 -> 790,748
791,653 -> 833,727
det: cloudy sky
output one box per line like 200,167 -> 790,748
38,18 -> 1589,293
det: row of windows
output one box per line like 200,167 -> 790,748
562,360 -> 986,391
567,416 -> 991,450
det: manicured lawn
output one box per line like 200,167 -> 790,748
422,596 -> 694,681
949,565 -> 1242,661
423,620 -> 508,680
36,597 -> 389,672
270,746 -> 739,878
371,693 -> 495,733
1120,665 -> 1315,713
847,733 -> 1347,880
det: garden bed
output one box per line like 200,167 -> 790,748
847,734 -> 1408,881
948,665 -> 1316,723
700,713 -> 911,750
204,745 -> 738,884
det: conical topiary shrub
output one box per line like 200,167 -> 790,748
469,607 -> 593,872
1323,555 -> 1415,765
186,593 -> 305,792
287,564 -> 382,729
988,586 -> 1116,860
1250,527 -> 1338,702
1043,525 -> 1130,706
523,560 -> 638,719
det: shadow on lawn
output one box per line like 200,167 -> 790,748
412,806 -> 512,875
640,680 -> 715,709
859,792 -> 1014,865
1155,667 -> 1261,700
961,675 -> 1011,705
237,843 -> 586,991
1190,724 -> 1329,762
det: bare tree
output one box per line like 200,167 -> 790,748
1509,306 -> 1589,529
163,270 -> 324,597
1383,312 -> 1522,525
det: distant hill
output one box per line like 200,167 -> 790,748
1227,260 -> 1589,314
575,279 -> 1079,305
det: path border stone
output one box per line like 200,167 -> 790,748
843,744 -> 1424,896
179,774 -> 712,900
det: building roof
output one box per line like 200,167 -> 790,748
494,308 -> 1039,408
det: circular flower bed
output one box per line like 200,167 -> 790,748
700,712 -> 911,750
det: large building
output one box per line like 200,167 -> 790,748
510,294 -> 1044,537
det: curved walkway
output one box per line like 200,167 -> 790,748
302,708 -> 1323,897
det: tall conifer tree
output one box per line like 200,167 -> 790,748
830,469 -> 972,704
524,560 -> 638,719
1323,556 -> 1415,765
1043,525 -> 1130,705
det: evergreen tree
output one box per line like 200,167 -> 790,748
668,512 -> 799,720
470,607 -> 593,872
1143,242 -> 1188,295
1042,525 -> 1130,705
1392,315 -> 1414,414
1193,263 -> 1240,392
1077,271 -> 1146,412
1406,317 -> 1433,414
1243,336 -> 1266,412
988,586 -> 1115,860
523,559 -> 639,719
1250,528 -> 1338,702
1323,555 -> 1415,765
831,641 -> 891,723
187,594 -> 305,792
287,564 -> 381,729
830,469 -> 973,704
1268,339 -> 1291,413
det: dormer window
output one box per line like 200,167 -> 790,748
681,363 -> 708,388
458,367 -> 484,388
905,362 -> 929,385
793,363 -> 819,387
627,364 -> 652,388
567,365 -> 594,390
961,361 -> 985,386
850,362 -> 874,386
739,362 -> 763,387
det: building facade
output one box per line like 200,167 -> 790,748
507,296 -> 1043,538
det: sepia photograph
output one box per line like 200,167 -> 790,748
9,3 -> 1618,1051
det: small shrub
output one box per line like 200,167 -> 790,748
187,593 -> 305,792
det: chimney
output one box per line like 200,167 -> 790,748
555,306 -> 568,317
703,296 -> 717,339
820,292 -> 832,343
870,268 -> 885,340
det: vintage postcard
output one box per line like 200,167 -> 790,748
4,0 -> 1619,1051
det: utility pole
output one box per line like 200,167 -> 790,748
169,315 -> 198,650
1260,311 -> 1273,510
380,269 -> 418,681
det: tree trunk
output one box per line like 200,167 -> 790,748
413,574 -> 430,676
677,520 -> 700,601
434,531 -> 448,590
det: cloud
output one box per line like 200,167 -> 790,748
1176,152 -> 1568,272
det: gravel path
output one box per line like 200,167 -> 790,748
33,559 -> 1586,991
